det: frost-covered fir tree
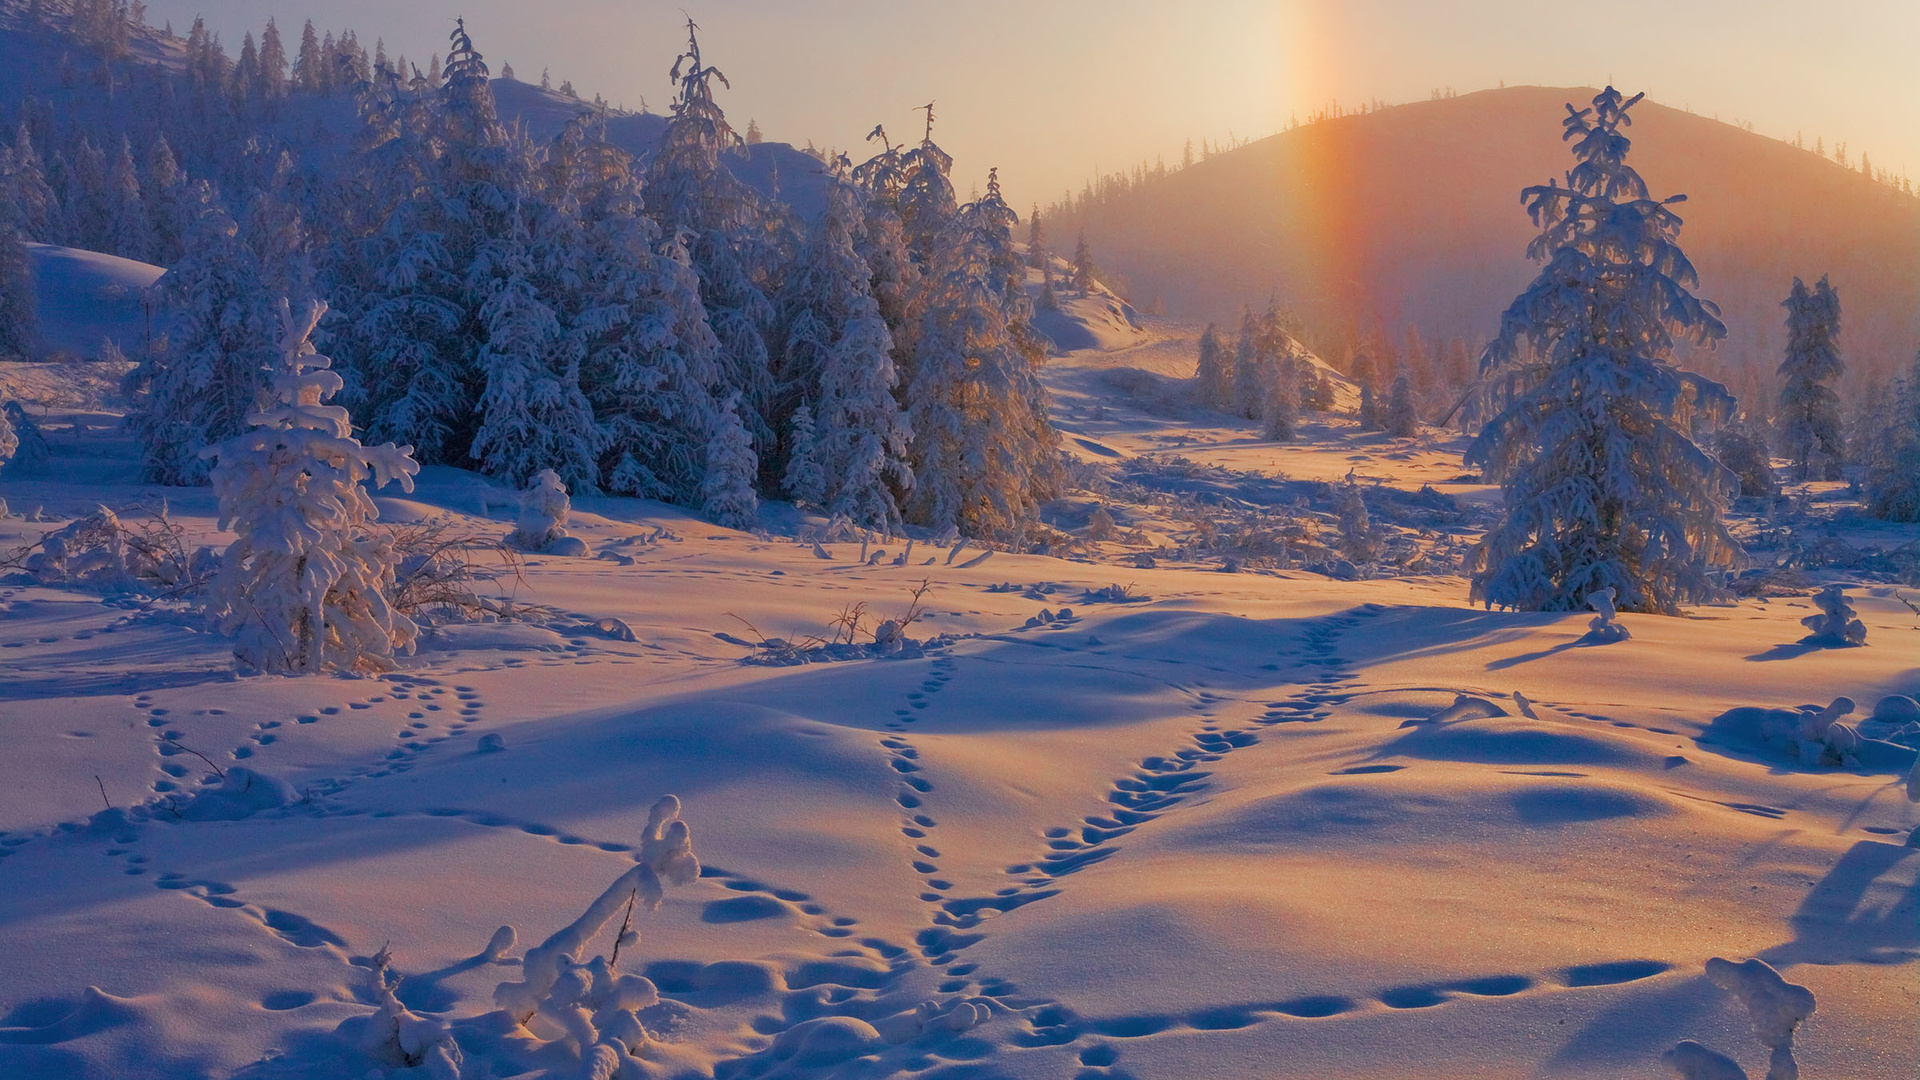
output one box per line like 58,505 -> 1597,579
0,225 -> 36,359
905,182 -> 1059,541
1262,362 -> 1298,441
1231,308 -> 1262,419
701,393 -> 759,528
852,126 -> 923,364
0,123 -> 60,242
1334,471 -> 1379,562
469,210 -> 602,490
202,298 -> 420,674
782,402 -> 827,507
548,114 -> 726,506
1384,373 -> 1419,437
124,189 -> 278,484
1193,322 -> 1231,411
1864,351 -> 1920,521
1715,419 -> 1777,499
1071,230 -> 1096,294
103,136 -> 154,262
1776,275 -> 1845,481
335,19 -> 528,464
1026,205 -> 1047,269
1351,353 -> 1381,430
644,21 -> 778,459
897,106 -> 958,270
776,172 -> 912,527
1466,88 -> 1740,614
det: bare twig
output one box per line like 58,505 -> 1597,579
608,889 -> 638,971
162,736 -> 226,780
94,774 -> 111,811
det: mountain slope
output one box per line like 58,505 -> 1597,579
1058,86 -> 1920,381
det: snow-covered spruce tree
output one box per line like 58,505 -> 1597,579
1071,230 -> 1096,294
124,189 -> 278,484
468,209 -> 602,491
905,180 -> 1059,541
1,123 -> 60,243
550,113 -> 727,506
782,402 -> 827,507
1262,360 -> 1298,441
1864,351 -> 1920,521
644,21 -> 778,461
1231,308 -> 1262,419
897,107 -> 958,271
0,225 -> 36,360
1335,472 -> 1379,562
852,125 -> 924,365
1193,322 -> 1231,411
103,136 -> 154,263
1465,87 -> 1740,615
776,172 -> 911,527
1026,204 -> 1047,268
1715,418 -> 1777,499
701,393 -> 759,528
202,298 -> 420,674
1384,373 -> 1419,437
1777,275 -> 1845,481
338,20 -> 543,468
1351,353 -> 1381,430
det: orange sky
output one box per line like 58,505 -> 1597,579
153,0 -> 1919,209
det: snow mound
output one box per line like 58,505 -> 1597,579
176,767 -> 299,822
24,243 -> 166,360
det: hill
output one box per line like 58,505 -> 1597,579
1054,86 -> 1920,383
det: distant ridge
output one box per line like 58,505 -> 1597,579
1055,86 -> 1920,382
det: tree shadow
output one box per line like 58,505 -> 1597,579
1744,643 -> 1819,662
1484,639 -> 1583,670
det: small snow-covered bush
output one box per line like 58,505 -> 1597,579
1582,587 -> 1631,644
0,401 -> 49,476
507,469 -> 587,556
1797,585 -> 1865,648
487,796 -> 699,1075
201,298 -> 421,674
18,505 -> 211,594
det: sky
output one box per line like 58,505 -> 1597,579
140,0 -> 1920,210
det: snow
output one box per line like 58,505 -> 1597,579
0,184 -> 1916,1080
22,242 -> 165,360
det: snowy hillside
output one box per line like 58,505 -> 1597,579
24,243 -> 165,359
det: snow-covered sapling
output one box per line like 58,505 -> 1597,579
1334,472 -> 1379,563
1797,585 -> 1865,647
1583,587 -> 1631,644
201,298 -> 421,674
508,469 -> 587,555
360,945 -> 464,1076
490,795 -> 699,1071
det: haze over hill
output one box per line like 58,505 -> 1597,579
1054,86 -> 1920,385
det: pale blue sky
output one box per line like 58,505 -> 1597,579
142,0 -> 1918,208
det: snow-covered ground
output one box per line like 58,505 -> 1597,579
0,325 -> 1914,1080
